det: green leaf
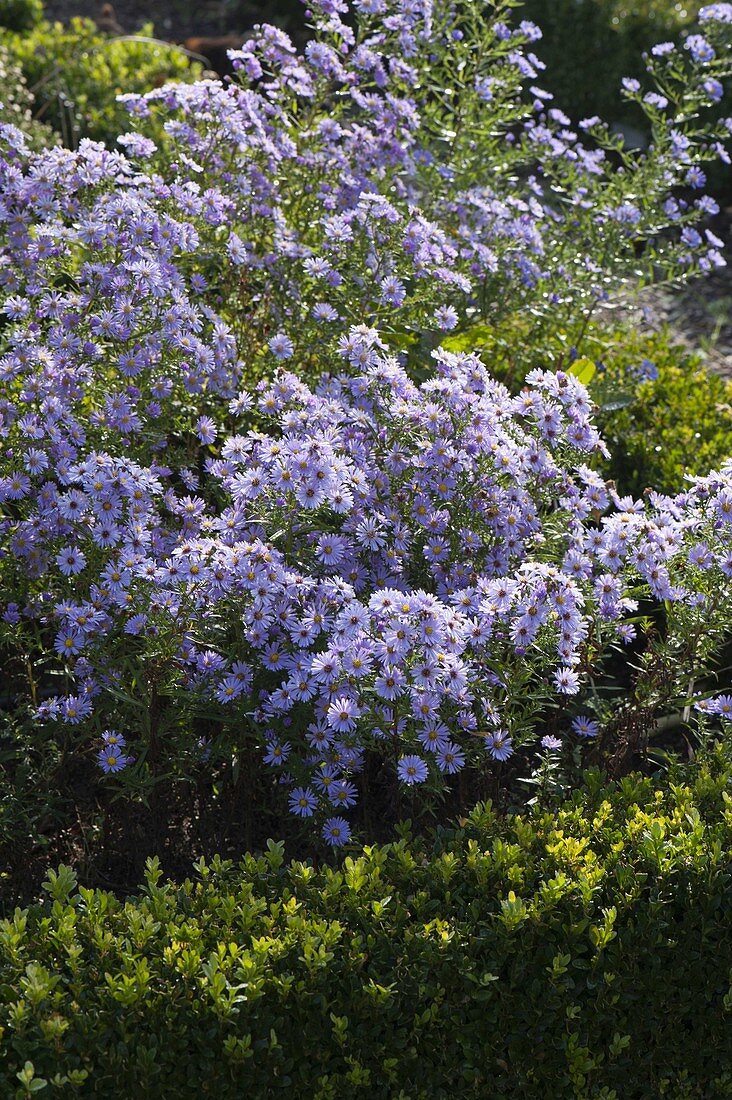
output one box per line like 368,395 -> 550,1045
568,356 -> 596,386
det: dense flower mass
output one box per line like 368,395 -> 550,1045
1,0 -> 732,846
114,0 -> 732,370
5,331 -> 732,839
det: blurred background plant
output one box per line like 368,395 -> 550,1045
0,44 -> 56,148
1,9 -> 202,146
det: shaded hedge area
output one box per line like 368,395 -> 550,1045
3,746 -> 732,1098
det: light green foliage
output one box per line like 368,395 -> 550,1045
3,746 -> 732,1097
2,18 -> 202,146
589,329 -> 732,497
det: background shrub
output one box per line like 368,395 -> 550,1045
0,44 -> 55,149
591,329 -> 732,497
522,0 -> 703,129
2,17 -> 201,146
3,746 -> 732,1098
0,0 -> 41,33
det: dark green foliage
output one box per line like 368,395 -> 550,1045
4,747 -> 732,1098
0,0 -> 41,33
521,0 -> 702,129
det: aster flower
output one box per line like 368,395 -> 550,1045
98,746 -> 130,773
710,695 -> 732,719
195,417 -> 218,445
289,786 -> 318,817
54,630 -> 84,657
268,333 -> 295,360
485,731 -> 513,761
329,779 -> 358,808
263,740 -> 291,766
56,547 -> 87,577
572,715 -> 600,738
397,754 -> 429,785
436,742 -> 465,774
102,730 -> 126,748
327,696 -> 361,733
322,816 -> 351,846
684,33 -> 715,61
554,668 -> 580,695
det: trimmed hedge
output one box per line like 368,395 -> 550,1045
3,747 -> 732,1097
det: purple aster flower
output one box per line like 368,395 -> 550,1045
289,786 -> 318,817
269,333 -> 294,360
418,724 -> 450,753
54,630 -> 84,657
263,740 -> 291,766
102,729 -> 126,748
63,695 -> 93,724
541,734 -> 562,750
572,715 -> 600,738
312,303 -> 338,322
375,668 -> 406,700
554,667 -> 580,695
56,547 -> 87,576
684,34 -> 715,62
635,359 -> 659,382
322,816 -> 351,846
379,276 -> 406,306
195,417 -> 218,445
700,3 -> 732,20
685,167 -> 706,190
436,742 -> 466,774
397,754 -> 429,785
485,730 -> 513,761
98,746 -> 130,773
710,694 -> 732,719
329,779 -> 358,807
703,78 -> 724,102
434,305 -> 459,331
215,674 -> 245,703
327,696 -> 361,733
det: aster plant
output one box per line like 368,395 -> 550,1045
1,0 -> 732,851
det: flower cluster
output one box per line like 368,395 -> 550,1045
114,0 -> 732,375
6,333 -> 732,842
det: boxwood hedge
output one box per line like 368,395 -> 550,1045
3,747 -> 732,1098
